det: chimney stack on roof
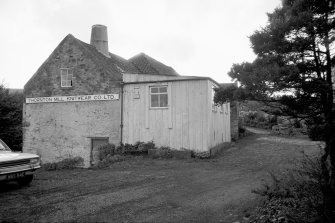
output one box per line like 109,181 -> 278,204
90,24 -> 110,58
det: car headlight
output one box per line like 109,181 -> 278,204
30,158 -> 39,164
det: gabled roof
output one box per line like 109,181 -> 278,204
77,37 -> 180,77
25,34 -> 181,92
129,53 -> 179,76
25,34 -> 141,91
73,35 -> 140,77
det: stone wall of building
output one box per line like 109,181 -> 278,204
23,35 -> 123,167
23,100 -> 121,167
230,101 -> 239,141
24,34 -> 121,98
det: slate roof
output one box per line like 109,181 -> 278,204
76,37 -> 180,76
25,34 -> 180,91
73,35 -> 140,78
129,53 -> 179,76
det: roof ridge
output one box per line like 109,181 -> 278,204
141,53 -> 161,74
128,53 -> 179,76
25,34 -> 76,90
72,35 -> 139,74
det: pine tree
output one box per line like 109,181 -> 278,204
216,0 -> 335,220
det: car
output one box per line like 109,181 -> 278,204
0,139 -> 40,186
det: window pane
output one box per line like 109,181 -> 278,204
68,73 -> 73,80
61,72 -> 67,80
151,87 -> 158,93
61,69 -> 74,87
159,87 -> 167,93
159,94 -> 168,107
151,95 -> 159,107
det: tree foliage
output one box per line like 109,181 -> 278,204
0,83 -> 23,151
216,0 -> 335,221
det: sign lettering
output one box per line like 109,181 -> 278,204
26,94 -> 119,104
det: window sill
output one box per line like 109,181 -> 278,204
149,107 -> 169,110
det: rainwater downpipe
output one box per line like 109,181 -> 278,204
120,82 -> 124,145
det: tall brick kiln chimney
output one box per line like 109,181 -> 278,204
90,24 -> 110,57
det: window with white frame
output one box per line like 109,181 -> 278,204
150,86 -> 168,108
61,68 -> 73,87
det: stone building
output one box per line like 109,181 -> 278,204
23,25 -> 231,166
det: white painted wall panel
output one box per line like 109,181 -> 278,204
123,79 -> 212,151
123,77 -> 231,152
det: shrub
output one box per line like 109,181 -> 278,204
193,151 -> 211,159
308,124 -> 326,141
242,111 -> 279,129
43,156 -> 84,171
239,126 -> 246,134
141,141 -> 156,152
0,84 -> 23,151
94,154 -> 126,168
115,144 -> 124,154
158,146 -> 173,158
269,115 -> 278,126
97,143 -> 115,161
122,141 -> 156,155
249,154 -> 324,223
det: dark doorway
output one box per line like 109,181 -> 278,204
90,138 -> 108,166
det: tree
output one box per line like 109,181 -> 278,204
0,83 -> 23,151
216,0 -> 335,221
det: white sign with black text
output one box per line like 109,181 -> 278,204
26,94 -> 119,104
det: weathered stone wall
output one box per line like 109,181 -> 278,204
23,35 -> 123,167
230,101 -> 239,141
23,101 -> 121,167
24,34 -> 121,98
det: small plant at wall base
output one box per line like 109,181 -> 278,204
43,157 -> 84,171
93,142 -> 157,168
122,141 -> 156,155
97,143 -> 115,161
94,155 -> 126,168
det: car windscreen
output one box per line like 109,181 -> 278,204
0,139 -> 11,151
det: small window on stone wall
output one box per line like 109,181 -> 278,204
61,68 -> 73,87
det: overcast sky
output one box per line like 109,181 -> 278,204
0,0 -> 281,89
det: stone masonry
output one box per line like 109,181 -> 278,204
23,35 -> 124,167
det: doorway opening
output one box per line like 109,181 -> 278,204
90,137 -> 109,166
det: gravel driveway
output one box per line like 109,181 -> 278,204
0,130 -> 321,223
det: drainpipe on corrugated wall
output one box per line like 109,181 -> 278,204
120,82 -> 124,146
